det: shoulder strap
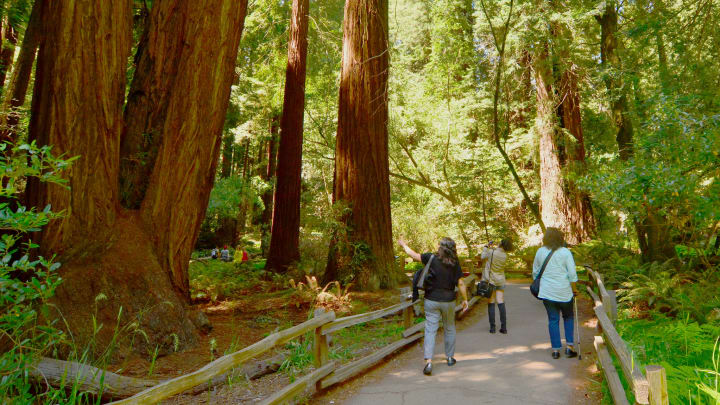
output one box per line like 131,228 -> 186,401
536,248 -> 556,281
483,249 -> 495,280
416,255 -> 434,289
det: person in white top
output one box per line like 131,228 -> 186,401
480,239 -> 513,334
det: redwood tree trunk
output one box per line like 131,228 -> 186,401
260,117 -> 279,256
0,20 -> 17,88
28,0 -> 248,355
266,0 -> 310,273
533,19 -> 595,244
325,0 -> 395,289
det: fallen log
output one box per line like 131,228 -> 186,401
30,352 -> 287,400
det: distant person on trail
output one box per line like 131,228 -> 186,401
211,247 -> 218,259
220,246 -> 231,262
533,227 -> 579,359
235,245 -> 249,263
480,238 -> 513,334
399,237 -> 469,376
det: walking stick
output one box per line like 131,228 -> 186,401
574,296 -> 582,360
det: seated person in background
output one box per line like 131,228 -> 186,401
211,247 -> 219,259
234,245 -> 250,263
220,246 -> 231,262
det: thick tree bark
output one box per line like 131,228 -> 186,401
0,20 -> 17,88
28,0 -> 132,253
325,0 -> 395,290
0,0 -> 42,144
534,43 -> 593,244
28,0 -> 248,355
138,0 -> 249,296
533,16 -> 594,244
266,0 -> 309,273
260,116 -> 279,256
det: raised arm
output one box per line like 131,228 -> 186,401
398,239 -> 422,262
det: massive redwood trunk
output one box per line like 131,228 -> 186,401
266,0 -> 310,273
533,19 -> 595,244
28,0 -> 248,355
325,0 -> 395,289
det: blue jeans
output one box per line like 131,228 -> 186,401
542,299 -> 574,350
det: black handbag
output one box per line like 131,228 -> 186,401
530,248 -> 557,299
476,280 -> 495,298
476,250 -> 496,298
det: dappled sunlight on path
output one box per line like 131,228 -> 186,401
315,283 -> 599,405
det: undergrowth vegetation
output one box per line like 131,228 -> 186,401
576,241 -> 720,404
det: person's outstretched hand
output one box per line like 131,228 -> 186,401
462,300 -> 469,312
398,238 -> 407,247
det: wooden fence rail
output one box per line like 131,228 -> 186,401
585,266 -> 668,405
111,273 -> 482,405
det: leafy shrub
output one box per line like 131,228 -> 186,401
0,142 -> 72,401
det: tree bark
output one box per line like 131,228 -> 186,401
0,19 -> 17,88
138,0 -> 249,296
325,0 -> 395,290
533,18 -> 594,244
597,2 -> 673,261
266,0 -> 310,273
260,116 -> 279,256
0,0 -> 42,145
27,0 -> 248,355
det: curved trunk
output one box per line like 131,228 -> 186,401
28,0 -> 248,355
266,0 -> 310,273
325,0 -> 395,290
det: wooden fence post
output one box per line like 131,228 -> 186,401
646,365 -> 669,405
403,304 -> 414,329
313,309 -> 330,391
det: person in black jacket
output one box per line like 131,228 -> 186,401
399,237 -> 468,376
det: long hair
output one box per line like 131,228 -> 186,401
542,227 -> 565,250
436,237 -> 459,266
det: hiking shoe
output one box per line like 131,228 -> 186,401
565,348 -> 578,358
447,357 -> 456,366
423,362 -> 432,375
489,326 -> 496,334
552,351 -> 561,359
499,327 -> 507,334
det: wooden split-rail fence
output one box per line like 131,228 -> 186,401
585,265 -> 669,405
110,273 -> 481,405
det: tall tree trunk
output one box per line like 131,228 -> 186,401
597,2 -> 673,261
325,0 -> 395,290
533,17 -> 594,244
260,116 -> 279,256
217,133 -> 238,246
266,0 -> 309,273
138,0 -> 249,296
28,0 -> 248,355
0,19 -> 17,87
0,0 -> 42,145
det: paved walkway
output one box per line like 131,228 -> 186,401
330,283 -> 594,405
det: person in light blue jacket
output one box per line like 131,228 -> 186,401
532,227 -> 580,359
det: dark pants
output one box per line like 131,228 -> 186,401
542,299 -> 574,350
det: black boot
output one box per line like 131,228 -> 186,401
488,303 -> 496,333
498,303 -> 507,334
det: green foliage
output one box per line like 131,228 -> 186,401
189,259 -> 286,302
618,315 -> 720,404
0,142 -> 71,402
